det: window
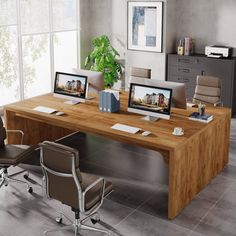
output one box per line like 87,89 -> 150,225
0,0 -> 79,107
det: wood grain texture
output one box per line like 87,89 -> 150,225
4,93 -> 231,219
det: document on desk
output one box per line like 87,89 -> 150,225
111,123 -> 141,134
33,106 -> 57,114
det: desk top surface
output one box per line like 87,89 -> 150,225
4,92 -> 231,152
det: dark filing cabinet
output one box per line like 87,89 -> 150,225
167,54 -> 236,115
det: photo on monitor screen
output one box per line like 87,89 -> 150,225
129,83 -> 172,114
54,72 -> 87,98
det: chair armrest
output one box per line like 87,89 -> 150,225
6,130 -> 24,144
83,177 -> 105,195
81,177 -> 105,213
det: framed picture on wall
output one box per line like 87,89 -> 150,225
128,1 -> 163,52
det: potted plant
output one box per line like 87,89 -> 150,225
85,35 -> 124,88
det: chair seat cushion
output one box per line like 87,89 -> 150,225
81,172 -> 113,211
0,145 -> 33,166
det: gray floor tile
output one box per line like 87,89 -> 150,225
97,199 -> 134,227
116,210 -> 190,236
215,181 -> 236,210
0,118 -> 236,236
193,178 -> 236,236
172,197 -> 214,230
197,174 -> 233,203
220,165 -> 236,180
188,232 -> 206,236
136,189 -> 168,219
194,205 -> 236,236
229,152 -> 236,166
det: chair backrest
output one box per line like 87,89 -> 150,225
0,118 -> 6,147
193,75 -> 221,105
130,67 -> 151,79
40,141 -> 82,209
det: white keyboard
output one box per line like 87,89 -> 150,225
111,123 -> 141,134
33,106 -> 57,114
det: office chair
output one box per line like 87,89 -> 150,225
40,141 -> 113,235
193,75 -> 222,106
130,67 -> 151,79
0,117 -> 34,193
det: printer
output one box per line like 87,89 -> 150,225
205,45 -> 233,58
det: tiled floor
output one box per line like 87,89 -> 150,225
0,119 -> 235,236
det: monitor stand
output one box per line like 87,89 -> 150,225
142,116 -> 160,122
64,100 -> 80,105
86,96 -> 95,100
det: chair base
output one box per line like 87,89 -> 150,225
0,168 -> 33,193
44,212 -> 110,236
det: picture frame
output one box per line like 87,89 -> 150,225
128,1 -> 163,52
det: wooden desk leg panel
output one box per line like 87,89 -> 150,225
168,113 -> 230,219
4,110 -> 73,145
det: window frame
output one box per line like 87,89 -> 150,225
0,0 -> 80,111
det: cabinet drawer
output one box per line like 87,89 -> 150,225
168,55 -> 194,66
168,66 -> 201,77
168,55 -> 210,69
168,75 -> 196,86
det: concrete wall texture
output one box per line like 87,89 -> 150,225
80,0 -> 236,83
176,0 -> 236,56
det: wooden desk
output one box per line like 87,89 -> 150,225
4,93 -> 231,219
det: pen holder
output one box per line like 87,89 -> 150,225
99,90 -> 120,113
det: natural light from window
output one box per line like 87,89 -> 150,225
0,0 -> 79,107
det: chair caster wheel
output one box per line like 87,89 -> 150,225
24,174 -> 29,180
91,216 -> 100,225
28,187 -> 33,193
56,217 -> 62,224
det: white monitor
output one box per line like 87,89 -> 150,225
73,69 -> 104,97
130,77 -> 187,109
53,72 -> 88,104
128,83 -> 173,121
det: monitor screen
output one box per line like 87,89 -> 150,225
54,72 -> 87,99
128,83 -> 172,116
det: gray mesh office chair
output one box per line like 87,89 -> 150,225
40,141 -> 113,235
0,117 -> 34,193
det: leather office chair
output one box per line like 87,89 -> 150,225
130,67 -> 151,79
40,141 -> 113,235
0,117 -> 34,193
193,75 -> 222,106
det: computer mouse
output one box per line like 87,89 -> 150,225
55,111 -> 65,116
141,131 -> 151,136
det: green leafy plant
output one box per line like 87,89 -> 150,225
85,35 -> 123,87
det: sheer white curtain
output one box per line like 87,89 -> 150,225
0,0 -> 79,107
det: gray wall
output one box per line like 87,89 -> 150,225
176,0 -> 236,56
80,0 -> 236,83
80,0 -> 112,69
80,0 -> 91,69
111,0 -> 168,82
80,0 -> 176,82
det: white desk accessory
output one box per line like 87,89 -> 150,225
33,106 -> 57,114
141,131 -> 151,136
172,127 -> 184,136
111,123 -> 140,134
